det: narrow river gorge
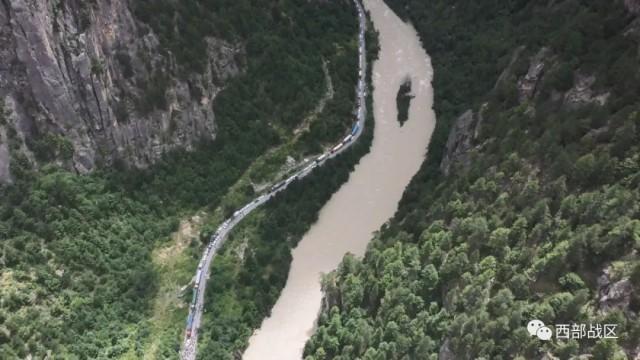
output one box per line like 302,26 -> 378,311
243,0 -> 436,358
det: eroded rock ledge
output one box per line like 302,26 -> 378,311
0,0 -> 243,182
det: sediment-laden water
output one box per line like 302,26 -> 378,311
243,1 -> 436,358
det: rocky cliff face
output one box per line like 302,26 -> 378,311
0,0 -> 243,182
440,45 -> 614,176
627,0 -> 640,14
439,2 -> 640,179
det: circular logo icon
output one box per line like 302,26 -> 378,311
527,319 -> 545,337
536,326 -> 553,341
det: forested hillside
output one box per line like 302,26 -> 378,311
195,23 -> 380,360
0,0 -> 361,358
305,0 -> 640,359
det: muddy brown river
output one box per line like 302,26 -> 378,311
243,0 -> 436,358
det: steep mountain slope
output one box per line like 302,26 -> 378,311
0,0 -> 242,181
305,0 -> 640,359
0,0 -> 361,358
194,24 -> 378,359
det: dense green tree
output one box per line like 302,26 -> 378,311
1,0 -> 366,357
306,1 -> 640,359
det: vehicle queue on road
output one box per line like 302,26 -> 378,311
182,0 -> 367,356
183,117 -> 362,340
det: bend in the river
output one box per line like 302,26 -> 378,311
242,0 -> 437,359
180,1 -> 368,359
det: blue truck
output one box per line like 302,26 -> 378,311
351,123 -> 359,136
185,313 -> 194,338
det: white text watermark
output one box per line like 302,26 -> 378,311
527,320 -> 618,341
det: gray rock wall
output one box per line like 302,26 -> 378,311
440,109 -> 479,176
626,0 -> 640,14
440,45 -> 614,178
0,0 -> 243,182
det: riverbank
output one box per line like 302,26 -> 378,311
306,0 -> 640,359
245,0 -> 436,358
190,14 -> 378,360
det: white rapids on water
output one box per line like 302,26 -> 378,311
242,0 -> 436,359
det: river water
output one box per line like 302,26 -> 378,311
242,0 -> 436,358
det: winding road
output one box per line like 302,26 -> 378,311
180,1 -> 368,359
